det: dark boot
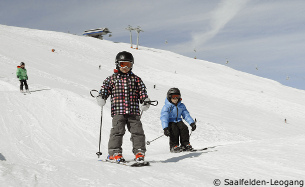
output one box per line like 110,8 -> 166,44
170,145 -> 181,153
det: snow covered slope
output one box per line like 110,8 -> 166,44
1,24 -> 305,187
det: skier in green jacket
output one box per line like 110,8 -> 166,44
16,62 -> 29,93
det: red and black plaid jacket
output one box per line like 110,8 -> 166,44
100,71 -> 148,116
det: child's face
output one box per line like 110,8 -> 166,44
171,94 -> 180,104
119,61 -> 132,74
120,67 -> 130,74
171,97 -> 179,104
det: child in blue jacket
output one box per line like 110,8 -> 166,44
160,88 -> 196,152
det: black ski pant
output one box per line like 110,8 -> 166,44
19,80 -> 28,90
169,121 -> 190,149
108,114 -> 146,156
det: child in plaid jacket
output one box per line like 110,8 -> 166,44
97,51 -> 150,162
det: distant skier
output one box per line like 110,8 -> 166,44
96,51 -> 150,163
16,62 -> 29,93
160,88 -> 196,153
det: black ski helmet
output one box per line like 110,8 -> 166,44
20,62 -> 25,66
115,51 -> 134,69
167,88 -> 181,102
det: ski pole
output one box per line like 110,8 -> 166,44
90,90 -> 103,158
90,89 -> 99,98
96,107 -> 103,158
146,134 -> 164,145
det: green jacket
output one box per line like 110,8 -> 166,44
16,67 -> 28,80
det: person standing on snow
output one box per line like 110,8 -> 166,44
96,51 -> 150,163
160,88 -> 196,153
16,62 -> 29,93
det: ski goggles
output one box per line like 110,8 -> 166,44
171,94 -> 181,99
118,61 -> 133,69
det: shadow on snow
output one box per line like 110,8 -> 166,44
0,153 -> 6,161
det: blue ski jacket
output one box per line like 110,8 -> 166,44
160,98 -> 194,129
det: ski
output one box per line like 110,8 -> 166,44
170,146 -> 216,153
30,89 -> 51,92
21,91 -> 31,95
191,146 -> 216,152
99,159 -> 150,167
191,148 -> 208,152
99,159 -> 129,165
130,161 -> 150,167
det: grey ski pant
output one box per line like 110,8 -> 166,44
108,114 -> 146,156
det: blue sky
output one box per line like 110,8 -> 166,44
1,0 -> 305,90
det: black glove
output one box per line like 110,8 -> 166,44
190,123 -> 196,131
163,127 -> 170,137
17,75 -> 19,78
